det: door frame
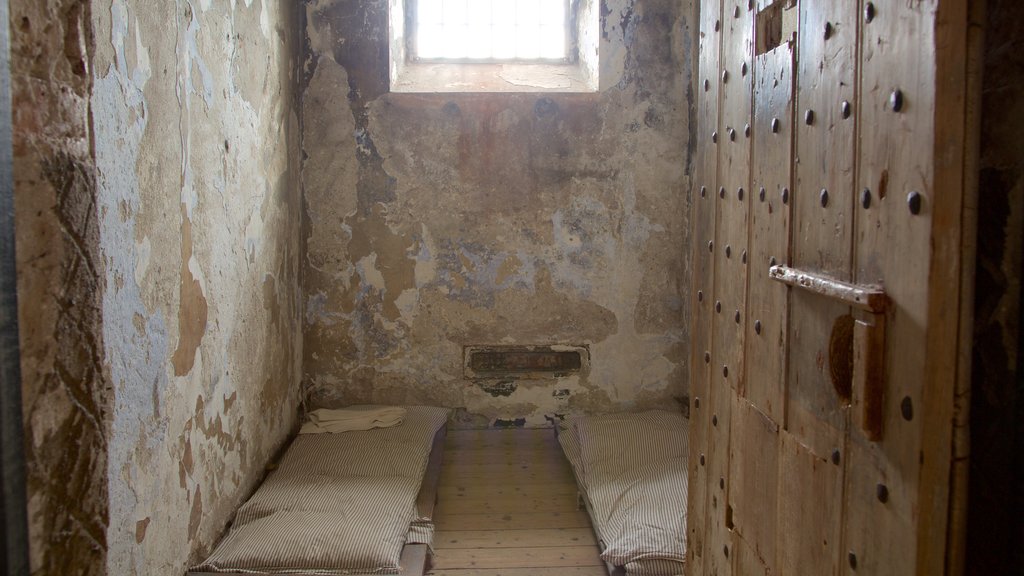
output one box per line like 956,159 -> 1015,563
0,0 -> 31,572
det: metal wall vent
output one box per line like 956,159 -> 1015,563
463,345 -> 588,379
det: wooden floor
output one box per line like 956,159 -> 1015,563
427,428 -> 607,576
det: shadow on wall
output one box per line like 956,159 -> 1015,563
967,0 -> 1024,574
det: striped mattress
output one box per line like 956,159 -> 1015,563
191,405 -> 450,575
558,410 -> 689,575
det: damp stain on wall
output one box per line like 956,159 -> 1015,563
171,203 -> 209,377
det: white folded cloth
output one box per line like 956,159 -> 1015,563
300,405 -> 407,434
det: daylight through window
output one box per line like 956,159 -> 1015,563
415,0 -> 569,61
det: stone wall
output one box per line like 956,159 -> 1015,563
10,0 -> 108,572
967,0 -> 1024,573
301,0 -> 696,426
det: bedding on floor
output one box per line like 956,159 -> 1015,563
558,410 -> 689,576
191,405 -> 449,575
300,405 -> 407,434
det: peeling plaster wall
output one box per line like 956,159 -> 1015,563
87,0 -> 302,573
10,0 -> 109,573
301,0 -> 695,426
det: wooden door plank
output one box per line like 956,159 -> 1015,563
847,1 -> 939,573
434,528 -> 597,550
715,0 -> 754,399
703,360 -> 735,576
777,430 -> 842,576
704,2 -> 754,575
688,0 -> 724,571
794,0 -> 858,264
728,396 -> 779,573
731,531 -> 770,576
924,1 -> 973,573
747,40 -> 793,424
785,0 -> 860,463
840,438 -> 914,575
431,546 -> 605,570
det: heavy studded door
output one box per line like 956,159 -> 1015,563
686,1 -> 973,575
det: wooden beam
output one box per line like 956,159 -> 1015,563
946,0 -> 985,573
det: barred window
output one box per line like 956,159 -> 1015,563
389,0 -> 600,93
413,0 -> 571,62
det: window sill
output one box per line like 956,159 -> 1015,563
390,62 -> 598,93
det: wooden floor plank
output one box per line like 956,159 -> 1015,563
434,510 -> 592,531
440,462 -> 574,475
429,568 -> 608,576
439,494 -> 580,514
439,468 -> 575,483
444,439 -> 562,452
429,427 -> 602,574
437,482 -> 579,500
445,447 -> 566,462
438,476 -> 577,489
442,452 -> 572,468
438,455 -> 573,469
444,429 -> 558,451
432,546 -> 605,570
444,438 -> 560,451
434,528 -> 597,549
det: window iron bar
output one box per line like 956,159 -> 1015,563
410,0 -> 573,63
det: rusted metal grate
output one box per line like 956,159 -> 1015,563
463,345 -> 587,378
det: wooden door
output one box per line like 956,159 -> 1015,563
687,1 -> 974,575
